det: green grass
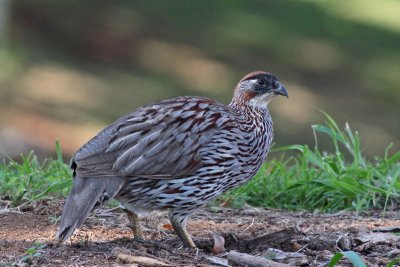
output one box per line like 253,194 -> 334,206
327,251 -> 399,267
0,141 -> 72,207
20,242 -> 47,264
1,114 -> 399,213
327,251 -> 366,267
220,112 -> 400,213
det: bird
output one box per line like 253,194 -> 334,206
56,71 -> 288,248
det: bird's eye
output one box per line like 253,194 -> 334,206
257,78 -> 265,86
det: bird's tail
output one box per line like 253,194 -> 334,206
56,175 -> 124,242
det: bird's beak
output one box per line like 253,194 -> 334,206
272,83 -> 288,98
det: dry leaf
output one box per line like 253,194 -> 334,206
162,223 -> 174,230
213,233 -> 226,254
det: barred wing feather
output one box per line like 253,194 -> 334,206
72,97 -> 234,179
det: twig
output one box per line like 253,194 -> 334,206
117,253 -> 168,266
228,251 -> 289,267
295,243 -> 308,253
243,227 -> 296,251
0,207 -> 23,215
243,217 -> 255,232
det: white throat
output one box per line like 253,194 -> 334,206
248,93 -> 273,109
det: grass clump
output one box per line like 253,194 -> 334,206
0,141 -> 72,207
222,112 -> 400,213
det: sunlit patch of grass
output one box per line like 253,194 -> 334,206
0,141 -> 72,207
315,0 -> 400,34
220,112 -> 400,213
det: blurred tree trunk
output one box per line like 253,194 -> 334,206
0,0 -> 9,46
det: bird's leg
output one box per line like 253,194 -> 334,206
126,210 -> 144,239
169,210 -> 196,248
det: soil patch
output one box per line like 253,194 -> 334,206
1,200 -> 399,266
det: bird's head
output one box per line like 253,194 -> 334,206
231,71 -> 288,109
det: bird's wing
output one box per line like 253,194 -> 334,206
72,97 -> 236,179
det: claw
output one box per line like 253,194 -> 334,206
169,211 -> 196,249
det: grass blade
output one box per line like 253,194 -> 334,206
328,251 -> 367,267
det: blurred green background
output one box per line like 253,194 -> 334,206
0,0 -> 399,160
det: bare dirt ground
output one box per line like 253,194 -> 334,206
1,199 -> 399,266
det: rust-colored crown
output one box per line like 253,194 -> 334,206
239,71 -> 271,82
